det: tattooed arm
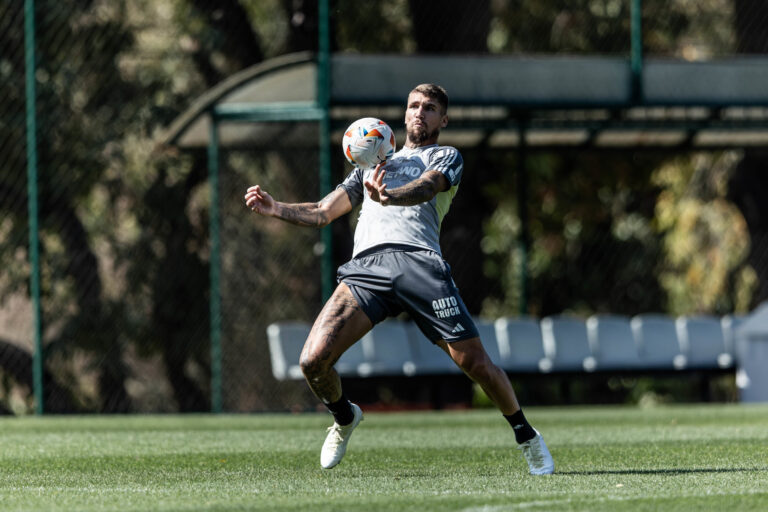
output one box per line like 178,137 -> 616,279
364,165 -> 450,206
244,186 -> 352,227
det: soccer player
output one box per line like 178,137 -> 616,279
244,84 -> 554,475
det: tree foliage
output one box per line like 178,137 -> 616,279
0,0 -> 763,413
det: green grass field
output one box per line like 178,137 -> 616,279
0,404 -> 767,511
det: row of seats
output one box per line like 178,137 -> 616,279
267,314 -> 744,381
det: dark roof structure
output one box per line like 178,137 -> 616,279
161,52 -> 768,151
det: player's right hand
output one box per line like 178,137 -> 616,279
364,164 -> 391,205
245,185 -> 276,216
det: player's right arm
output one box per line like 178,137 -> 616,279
244,185 -> 352,228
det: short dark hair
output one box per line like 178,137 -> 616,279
410,84 -> 448,114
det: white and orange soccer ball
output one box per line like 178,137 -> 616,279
342,117 -> 396,169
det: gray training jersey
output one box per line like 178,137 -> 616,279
337,144 -> 464,257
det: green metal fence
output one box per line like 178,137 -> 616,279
2,0 -> 768,414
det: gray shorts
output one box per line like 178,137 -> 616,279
336,245 -> 479,343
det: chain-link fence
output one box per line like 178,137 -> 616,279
2,0 -> 768,414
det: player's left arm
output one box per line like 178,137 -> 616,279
364,166 -> 449,206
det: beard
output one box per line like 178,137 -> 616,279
407,124 -> 440,144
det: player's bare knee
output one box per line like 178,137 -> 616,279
460,355 -> 495,382
299,351 -> 328,379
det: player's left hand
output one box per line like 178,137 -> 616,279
364,164 -> 391,205
244,185 -> 276,216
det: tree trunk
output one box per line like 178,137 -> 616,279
408,0 -> 491,53
731,0 -> 768,305
43,199 -> 132,412
147,159 -> 211,412
189,0 -> 264,85
178,2 -> 265,410
728,154 -> 768,304
407,0 -> 494,313
0,339 -> 80,413
734,0 -> 768,53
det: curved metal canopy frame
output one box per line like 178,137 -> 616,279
161,52 -> 768,152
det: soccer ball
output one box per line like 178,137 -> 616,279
342,117 -> 396,169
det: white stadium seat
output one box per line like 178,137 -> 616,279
541,316 -> 596,372
473,317 -> 502,366
630,314 -> 687,370
494,316 -> 551,373
676,315 -> 734,369
358,319 -> 418,377
266,321 -> 311,380
586,314 -> 642,370
403,320 -> 461,375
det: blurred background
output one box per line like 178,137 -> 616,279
2,0 -> 768,414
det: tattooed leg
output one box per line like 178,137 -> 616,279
299,283 -> 372,404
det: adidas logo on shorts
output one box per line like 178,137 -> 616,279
451,323 -> 466,334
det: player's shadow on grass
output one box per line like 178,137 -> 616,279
559,468 -> 762,476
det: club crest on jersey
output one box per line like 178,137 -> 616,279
432,296 -> 460,318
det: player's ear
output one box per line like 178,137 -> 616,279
441,115 -> 448,128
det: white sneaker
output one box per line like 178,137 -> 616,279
517,430 -> 554,475
320,403 -> 363,469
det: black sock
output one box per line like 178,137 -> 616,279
504,410 -> 537,444
325,394 -> 355,426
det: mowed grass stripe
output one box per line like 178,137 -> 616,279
0,404 -> 765,511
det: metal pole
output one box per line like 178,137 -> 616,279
25,0 -> 44,415
208,114 -> 222,413
630,0 -> 644,103
318,0 -> 333,301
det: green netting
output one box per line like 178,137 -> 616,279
218,143 -> 325,410
0,0 -> 767,414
